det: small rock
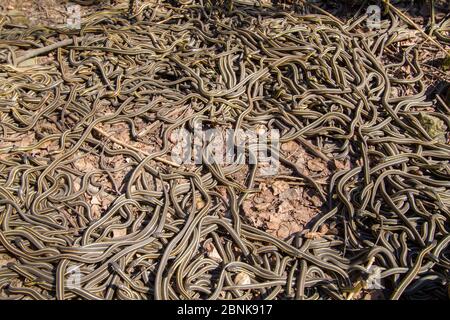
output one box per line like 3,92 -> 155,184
234,272 -> 251,286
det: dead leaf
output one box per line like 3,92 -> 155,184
281,141 -> 298,152
272,181 -> 290,195
290,223 -> 302,234
0,254 -> 15,267
269,215 -> 281,224
254,202 -> 271,211
234,272 -> 251,286
91,195 -> 101,206
319,224 -> 329,234
309,195 -> 323,207
294,205 -> 316,224
204,243 -> 222,262
307,158 -> 326,172
266,221 -> 278,230
334,159 -> 350,170
196,197 -> 206,210
304,224 -> 328,240
277,224 -> 290,239
91,204 -> 101,220
101,194 -> 115,210
278,200 -> 294,213
112,228 -> 127,238
257,188 -> 274,204
242,200 -> 254,216
280,187 -> 301,200
73,178 -> 81,192
304,231 -> 324,240
113,123 -> 131,143
74,153 -> 96,173
259,183 -> 268,191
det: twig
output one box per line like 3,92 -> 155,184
295,136 -> 331,163
61,102 -> 180,168
15,39 -> 74,65
93,126 -> 180,167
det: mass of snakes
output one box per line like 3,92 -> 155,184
0,0 -> 449,300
